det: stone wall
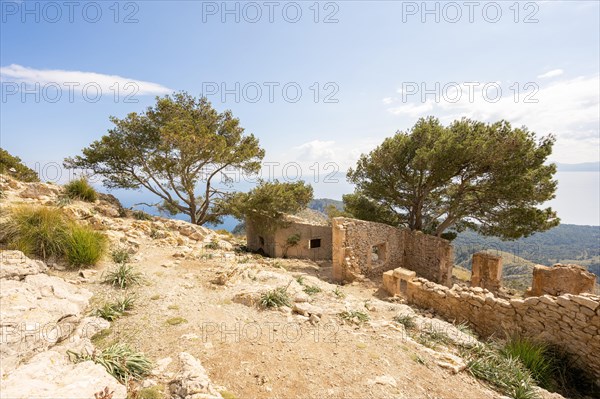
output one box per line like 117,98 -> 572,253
403,230 -> 453,286
246,220 -> 332,260
390,272 -> 600,382
332,218 -> 405,281
527,264 -> 597,297
471,252 -> 503,292
332,218 -> 453,285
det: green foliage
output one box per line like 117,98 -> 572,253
64,92 -> 264,225
393,314 -> 416,329
111,247 -> 132,264
1,206 -> 68,260
462,343 -> 539,399
94,295 -> 135,321
260,286 -> 291,308
64,177 -> 98,202
69,343 -> 152,383
137,385 -> 165,399
204,238 -> 220,250
132,210 -> 153,221
64,224 -> 107,267
346,117 -> 559,239
0,205 -> 106,267
103,263 -> 143,289
501,337 -> 557,391
0,148 -> 39,182
227,180 -> 313,235
339,310 -> 370,324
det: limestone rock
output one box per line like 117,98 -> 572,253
0,250 -> 48,280
527,264 -> 596,297
0,350 -> 126,399
169,352 -> 223,399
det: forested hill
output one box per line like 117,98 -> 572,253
453,224 -> 600,277
308,198 -> 344,213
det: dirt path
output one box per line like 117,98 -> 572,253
60,238 -> 503,399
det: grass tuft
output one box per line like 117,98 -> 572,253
69,343 -> 152,384
132,210 -> 152,221
166,317 -> 187,325
303,285 -> 322,295
64,177 -> 97,202
393,314 -> 416,329
260,287 -> 291,308
93,295 -> 135,321
0,205 -> 106,267
64,224 -> 107,267
110,247 -> 131,264
103,263 -> 143,289
501,337 -> 557,391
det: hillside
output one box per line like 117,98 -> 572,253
454,225 -> 600,278
308,198 -> 344,213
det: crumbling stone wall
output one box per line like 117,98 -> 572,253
471,252 -> 503,292
527,264 -> 597,297
246,220 -> 332,260
403,230 -> 453,286
332,218 -> 453,285
332,218 -> 404,281
391,273 -> 600,382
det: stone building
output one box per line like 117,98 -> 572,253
245,209 -> 332,260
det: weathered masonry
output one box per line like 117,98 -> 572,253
245,212 -> 332,260
332,217 -> 453,286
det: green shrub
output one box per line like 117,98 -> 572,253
64,177 -> 97,202
103,263 -> 143,289
0,148 -> 39,182
501,337 -> 557,390
260,287 -> 291,308
69,343 -> 152,383
64,224 -> 107,267
462,343 -> 539,399
204,239 -> 220,250
1,206 -> 69,260
132,210 -> 153,221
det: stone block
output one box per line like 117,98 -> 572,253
526,264 -> 596,297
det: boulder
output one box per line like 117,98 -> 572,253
169,352 -> 223,399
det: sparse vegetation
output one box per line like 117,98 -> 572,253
69,343 -> 152,383
93,295 -> 135,321
462,343 -> 539,399
103,263 -> 143,289
339,310 -> 370,324
132,210 -> 153,221
204,238 -> 220,250
64,177 -> 98,202
166,317 -> 187,325
111,247 -> 131,264
332,287 -> 346,298
260,286 -> 291,308
303,285 -> 321,295
393,314 -> 416,329
137,385 -> 165,399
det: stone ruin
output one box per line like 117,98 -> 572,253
470,252 -> 502,293
526,263 -> 597,297
332,217 -> 453,286
382,254 -> 600,385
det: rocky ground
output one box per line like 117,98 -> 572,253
0,176 -> 565,399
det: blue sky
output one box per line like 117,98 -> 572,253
1,0 -> 599,224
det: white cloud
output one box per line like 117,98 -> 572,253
384,74 -> 600,163
0,64 -> 172,95
387,101 -> 434,117
537,69 -> 564,79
